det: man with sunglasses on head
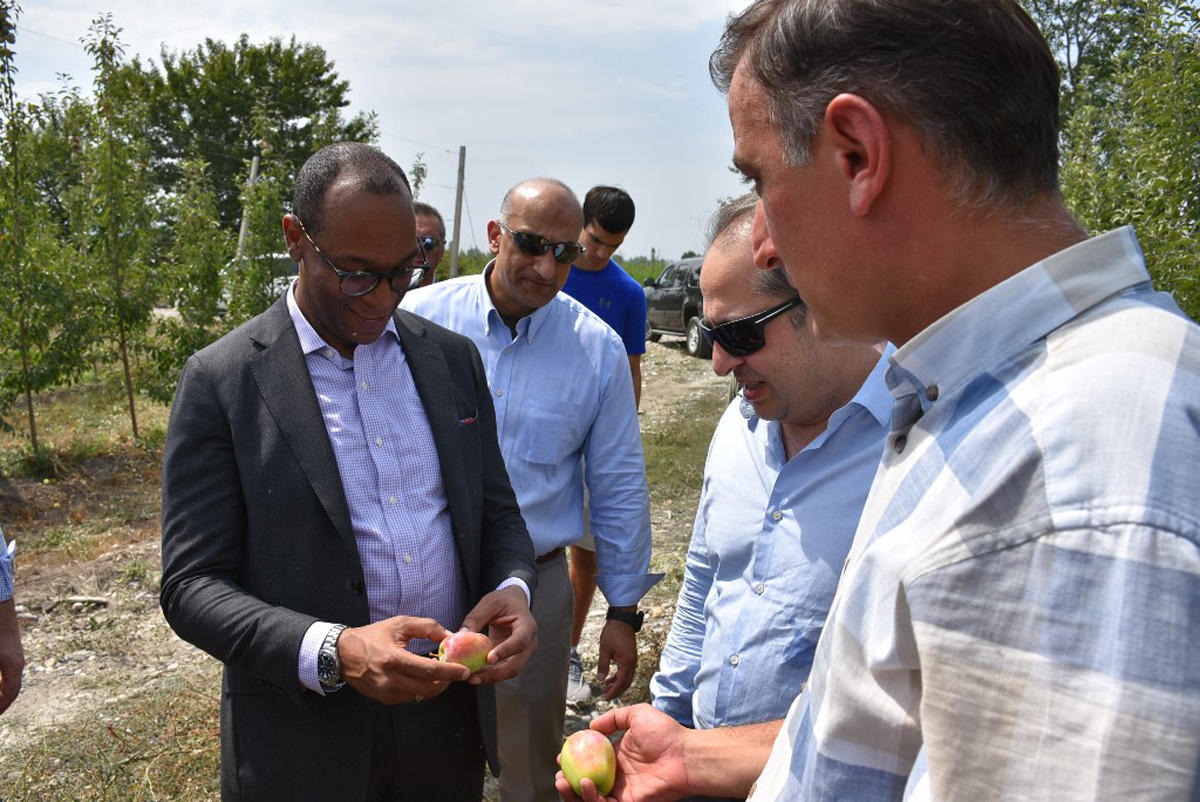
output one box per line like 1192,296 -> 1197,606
403,177 -> 659,802
412,201 -> 445,287
559,185 -> 646,708
160,142 -> 538,801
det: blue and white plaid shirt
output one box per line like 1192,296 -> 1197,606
751,228 -> 1200,800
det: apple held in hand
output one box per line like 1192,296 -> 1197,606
437,630 -> 492,674
560,729 -> 617,796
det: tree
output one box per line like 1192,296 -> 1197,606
1026,0 -> 1199,319
70,14 -> 158,439
120,35 -> 378,231
142,156 -> 231,403
410,152 -> 427,199
0,2 -> 90,460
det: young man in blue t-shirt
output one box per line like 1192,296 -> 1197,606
560,185 -> 647,706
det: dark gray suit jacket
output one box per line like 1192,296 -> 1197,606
159,296 -> 535,800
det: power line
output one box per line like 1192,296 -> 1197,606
377,129 -> 457,156
463,191 -> 480,251
16,25 -> 82,49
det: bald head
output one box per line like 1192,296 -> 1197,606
499,178 -> 583,228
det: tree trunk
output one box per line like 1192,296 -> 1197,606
118,324 -> 139,440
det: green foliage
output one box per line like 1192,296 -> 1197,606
1027,0 -> 1200,319
453,246 -> 493,277
119,34 -> 378,230
410,151 -> 427,199
618,255 -> 666,285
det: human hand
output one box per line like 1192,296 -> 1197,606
337,615 -> 469,704
460,584 -> 537,684
554,704 -> 691,801
596,619 -> 638,700
0,599 -> 24,716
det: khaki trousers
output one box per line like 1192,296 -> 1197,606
496,551 -> 573,802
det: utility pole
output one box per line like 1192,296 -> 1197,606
449,145 -> 466,277
234,139 -> 268,265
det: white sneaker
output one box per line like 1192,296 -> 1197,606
566,647 -> 593,706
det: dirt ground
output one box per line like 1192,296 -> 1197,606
0,337 -> 728,789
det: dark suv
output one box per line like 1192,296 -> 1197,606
643,257 -> 710,358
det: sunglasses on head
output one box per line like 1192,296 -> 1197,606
699,297 -> 802,357
498,222 -> 583,264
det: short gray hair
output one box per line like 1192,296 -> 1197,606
710,0 -> 1061,210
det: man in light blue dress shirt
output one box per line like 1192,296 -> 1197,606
649,195 -> 889,796
0,525 -> 23,716
403,177 -> 659,802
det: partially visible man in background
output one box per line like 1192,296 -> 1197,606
559,185 -> 647,706
412,201 -> 446,287
403,177 -> 659,802
650,193 -> 890,802
0,525 -> 24,716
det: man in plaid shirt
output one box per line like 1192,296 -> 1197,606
558,1 -> 1200,799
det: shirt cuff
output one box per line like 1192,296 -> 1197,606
595,572 -> 664,609
298,621 -> 340,695
0,538 -> 14,603
497,577 -> 532,607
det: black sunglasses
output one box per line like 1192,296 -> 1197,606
699,297 -> 802,357
418,234 -> 442,252
498,222 -> 583,264
296,217 -> 426,296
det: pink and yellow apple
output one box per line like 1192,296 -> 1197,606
437,631 -> 492,674
560,728 -> 617,796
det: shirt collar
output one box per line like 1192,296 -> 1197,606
887,226 -> 1149,408
479,260 -> 557,342
285,279 -> 399,359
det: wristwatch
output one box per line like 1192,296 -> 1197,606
606,607 -> 644,633
317,624 -> 348,691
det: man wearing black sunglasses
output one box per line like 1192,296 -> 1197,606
412,201 -> 445,287
161,142 -> 538,801
404,178 -> 659,802
557,194 -> 890,802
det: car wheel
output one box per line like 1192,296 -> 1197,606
686,316 -> 712,358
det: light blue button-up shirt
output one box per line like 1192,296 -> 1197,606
286,285 -> 468,693
0,526 -> 14,602
651,350 -> 892,729
403,266 -> 660,607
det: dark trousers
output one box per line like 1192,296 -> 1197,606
366,681 -> 485,801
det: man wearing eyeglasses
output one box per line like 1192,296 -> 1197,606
402,177 -> 659,802
412,201 -> 445,287
160,142 -> 538,801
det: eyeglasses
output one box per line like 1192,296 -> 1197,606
418,235 -> 442,252
296,217 -> 424,296
699,297 -> 802,357
498,222 -> 583,264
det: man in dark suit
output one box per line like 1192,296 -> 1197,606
160,141 -> 538,801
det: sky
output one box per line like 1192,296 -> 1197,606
14,0 -> 755,262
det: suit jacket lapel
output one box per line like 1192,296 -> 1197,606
248,298 -> 358,558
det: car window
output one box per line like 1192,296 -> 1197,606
659,266 -> 676,286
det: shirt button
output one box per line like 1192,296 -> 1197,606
404,554 -> 412,564
375,436 -> 383,447
926,385 -> 939,402
894,434 -> 907,453
388,496 -> 397,506
729,654 -> 740,666
771,510 -> 782,521
755,583 -> 766,595
360,381 -> 369,391
495,389 -> 504,398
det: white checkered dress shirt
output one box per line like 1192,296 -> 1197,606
751,228 -> 1200,800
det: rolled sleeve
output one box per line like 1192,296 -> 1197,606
585,360 -> 661,607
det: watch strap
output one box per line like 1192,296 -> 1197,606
605,607 -> 644,633
317,623 -> 348,691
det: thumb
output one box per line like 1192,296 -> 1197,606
595,645 -> 610,681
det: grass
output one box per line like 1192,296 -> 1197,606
1,351 -> 725,798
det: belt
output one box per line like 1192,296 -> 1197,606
536,547 -> 564,565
